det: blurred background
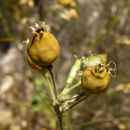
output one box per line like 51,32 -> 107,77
0,0 -> 130,130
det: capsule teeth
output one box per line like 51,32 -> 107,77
28,22 -> 51,34
39,31 -> 44,39
34,23 -> 40,29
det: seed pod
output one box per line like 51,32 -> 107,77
27,23 -> 60,68
81,65 -> 111,94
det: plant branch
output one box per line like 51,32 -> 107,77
76,117 -> 130,128
59,81 -> 81,101
69,81 -> 81,91
47,66 -> 63,130
47,77 -> 56,102
48,67 -> 58,101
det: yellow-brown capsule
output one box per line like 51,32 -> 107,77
81,65 -> 111,94
27,23 -> 60,67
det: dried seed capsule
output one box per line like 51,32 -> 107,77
27,23 -> 60,68
81,65 -> 111,94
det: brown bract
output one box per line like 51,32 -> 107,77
27,31 -> 60,67
81,66 -> 111,94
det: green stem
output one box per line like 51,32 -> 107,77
58,114 -> 63,130
48,67 -> 63,130
59,81 -> 81,100
69,81 -> 81,91
55,105 -> 63,130
47,77 -> 56,102
48,68 -> 58,101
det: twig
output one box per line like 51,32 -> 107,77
76,117 -> 130,128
